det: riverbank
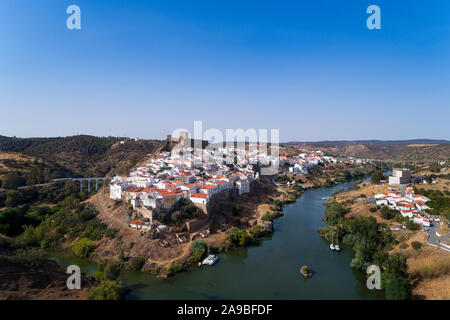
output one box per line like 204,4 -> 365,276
324,179 -> 450,299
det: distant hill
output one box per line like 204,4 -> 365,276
283,139 -> 450,147
282,139 -> 450,163
0,135 -> 164,179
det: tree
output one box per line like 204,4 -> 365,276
103,262 -> 121,280
88,280 -> 125,300
190,240 -> 207,261
27,167 -> 44,185
64,180 -> 78,194
411,241 -> 422,250
382,253 -> 412,300
261,212 -> 274,222
380,207 -> 397,220
71,238 -> 96,257
227,227 -> 252,247
371,171 -> 384,184
5,190 -> 22,207
2,172 -> 26,189
129,257 -> 146,271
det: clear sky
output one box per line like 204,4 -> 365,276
0,0 -> 449,142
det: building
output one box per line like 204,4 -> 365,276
190,193 -> 210,204
110,183 -> 133,200
389,168 -> 411,186
236,179 -> 250,195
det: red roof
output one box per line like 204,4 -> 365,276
190,193 -> 209,199
158,192 -> 177,197
200,184 -> 217,189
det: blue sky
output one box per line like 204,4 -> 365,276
0,0 -> 449,141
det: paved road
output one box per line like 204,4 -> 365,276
425,219 -> 450,252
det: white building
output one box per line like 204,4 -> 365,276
236,179 -> 250,195
190,193 -> 210,204
389,168 -> 411,186
110,183 -> 133,200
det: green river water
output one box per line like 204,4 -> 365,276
50,180 -> 385,299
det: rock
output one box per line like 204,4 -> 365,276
300,265 -> 313,278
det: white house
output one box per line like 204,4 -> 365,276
190,193 -> 210,204
236,179 -> 250,195
110,183 -> 133,200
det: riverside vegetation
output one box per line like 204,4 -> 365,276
318,199 -> 412,300
0,180 -> 128,299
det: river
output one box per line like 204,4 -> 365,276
50,180 -> 385,299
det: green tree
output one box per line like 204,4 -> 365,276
129,257 -> 146,271
190,240 -> 207,261
2,172 -> 26,189
64,180 -> 78,194
261,212 -> 274,221
371,171 -> 384,184
380,207 -> 397,220
5,190 -> 22,207
88,280 -> 125,300
27,167 -> 44,185
103,262 -> 121,280
382,253 -> 412,300
71,238 -> 96,258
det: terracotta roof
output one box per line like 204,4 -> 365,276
200,184 -> 217,189
190,193 -> 209,199
158,192 -> 177,197
124,187 -> 144,193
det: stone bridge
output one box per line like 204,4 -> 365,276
52,177 -> 111,193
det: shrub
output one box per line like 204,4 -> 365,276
413,259 -> 450,279
103,262 -> 121,280
411,241 -> 422,250
227,227 -> 252,247
380,207 -> 397,220
190,240 -> 207,261
10,248 -> 47,267
129,257 -> 146,271
261,212 -> 274,222
71,238 -> 96,258
88,280 -> 125,300
5,190 -> 22,207
93,270 -> 105,281
249,225 -> 266,238
405,220 -> 420,231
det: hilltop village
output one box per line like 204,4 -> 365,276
108,145 -> 337,233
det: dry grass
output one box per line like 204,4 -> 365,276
412,259 -> 450,280
438,223 -> 449,236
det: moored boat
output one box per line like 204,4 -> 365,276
202,254 -> 219,266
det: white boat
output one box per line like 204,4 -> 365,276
202,238 -> 219,266
202,254 -> 219,266
330,234 -> 341,251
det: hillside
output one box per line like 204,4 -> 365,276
283,140 -> 450,163
0,135 -> 164,182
